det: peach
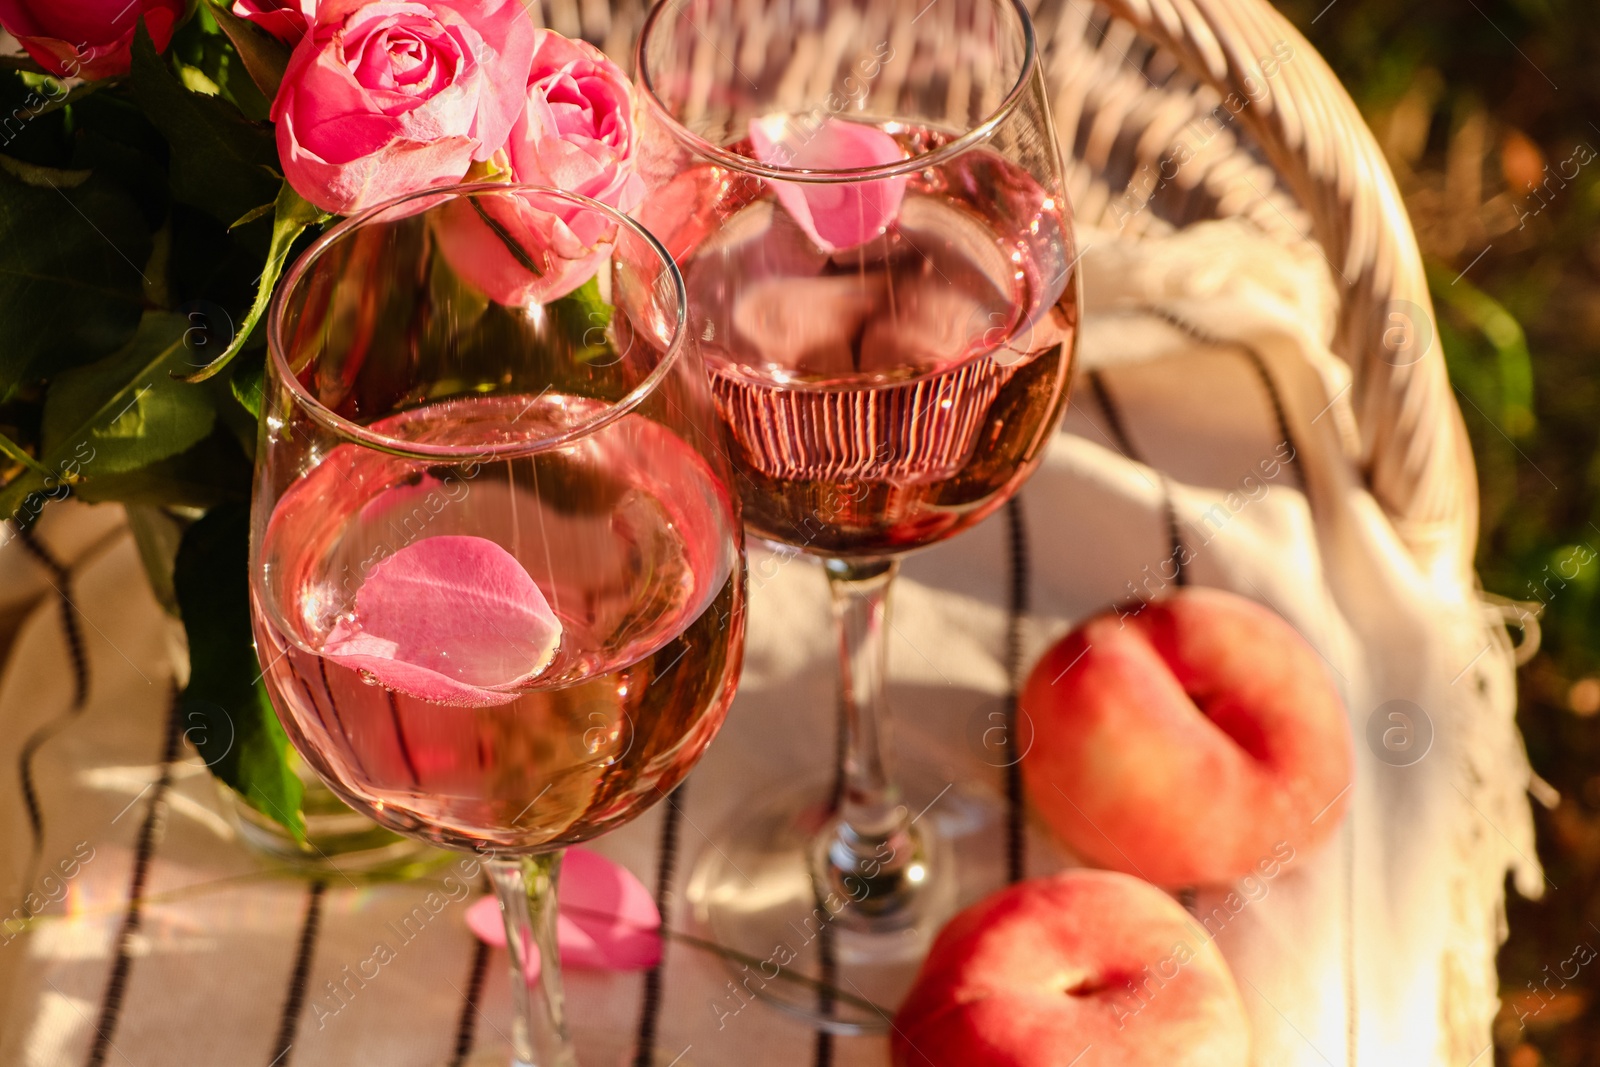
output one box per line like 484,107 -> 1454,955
893,871 -> 1250,1067
1021,587 -> 1353,888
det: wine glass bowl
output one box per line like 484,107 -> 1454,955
636,0 -> 1078,557
636,0 -> 1078,1032
250,184 -> 746,1065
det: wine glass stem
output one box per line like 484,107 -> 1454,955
820,557 -> 924,924
487,854 -> 577,1067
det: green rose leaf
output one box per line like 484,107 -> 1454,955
0,159 -> 149,399
174,503 -> 305,839
229,358 -> 266,420
170,5 -> 278,121
39,310 -> 217,476
71,429 -> 251,511
130,23 -> 280,229
185,180 -> 325,383
1,311 -> 221,526
205,0 -> 293,103
549,275 -> 618,364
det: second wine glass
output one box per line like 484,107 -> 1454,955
636,0 -> 1079,1031
251,184 -> 746,1065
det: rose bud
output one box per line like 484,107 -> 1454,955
231,0 -> 318,44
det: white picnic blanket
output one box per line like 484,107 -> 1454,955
0,218 -> 1535,1067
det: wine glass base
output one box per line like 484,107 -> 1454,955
686,767 -> 1009,1035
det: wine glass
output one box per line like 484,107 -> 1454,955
635,0 -> 1078,1029
250,184 -> 746,1066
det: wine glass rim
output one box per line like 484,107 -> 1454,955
267,182 -> 690,462
635,0 -> 1039,183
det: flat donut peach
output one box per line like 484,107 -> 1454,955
1021,587 -> 1353,887
893,871 -> 1250,1067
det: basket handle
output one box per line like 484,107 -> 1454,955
1097,0 -> 1478,580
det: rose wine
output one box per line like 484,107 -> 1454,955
252,394 -> 745,852
675,122 -> 1077,555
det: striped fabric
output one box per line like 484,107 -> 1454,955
0,219 -> 1530,1066
0,506 -> 1033,1067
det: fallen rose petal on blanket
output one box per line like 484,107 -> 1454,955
466,848 -> 663,981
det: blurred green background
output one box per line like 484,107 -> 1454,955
1273,0 -> 1600,1062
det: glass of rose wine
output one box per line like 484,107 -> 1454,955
635,0 -> 1078,1029
250,185 -> 746,1066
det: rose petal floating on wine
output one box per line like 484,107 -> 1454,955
748,115 -> 909,253
322,535 -> 561,707
466,848 -> 662,981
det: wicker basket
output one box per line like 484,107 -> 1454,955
545,0 -> 1475,585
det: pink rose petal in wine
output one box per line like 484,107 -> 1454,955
323,535 -> 561,708
748,115 -> 909,253
465,848 -> 663,982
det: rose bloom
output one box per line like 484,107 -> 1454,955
0,0 -> 187,79
436,31 -> 643,308
272,0 -> 535,215
432,188 -> 615,309
506,30 -> 643,215
232,0 -> 318,44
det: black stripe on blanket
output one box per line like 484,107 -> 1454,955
813,1028 -> 834,1067
14,528 -> 89,707
1088,326 -> 1312,929
1003,497 -> 1031,884
808,492 -> 1036,1067
1127,306 -> 1306,497
1238,347 -> 1306,495
267,880 -> 327,1066
447,936 -> 492,1067
1088,369 -> 1201,916
813,928 -> 837,1065
632,781 -> 688,1066
1087,369 -> 1191,588
813,683 -> 849,1066
85,687 -> 183,1067
14,528 -> 91,905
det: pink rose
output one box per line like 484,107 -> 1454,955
272,0 -> 535,215
432,188 -> 614,308
0,0 -> 186,79
506,30 -> 643,215
431,32 -> 641,308
232,0 -> 318,44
